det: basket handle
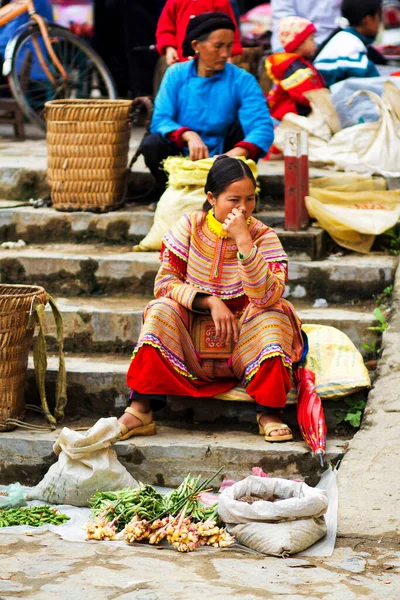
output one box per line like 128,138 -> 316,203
33,294 -> 67,427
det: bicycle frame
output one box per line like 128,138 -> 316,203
0,0 -> 68,82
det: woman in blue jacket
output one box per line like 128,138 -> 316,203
139,12 -> 274,200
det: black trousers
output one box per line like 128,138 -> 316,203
138,122 -> 245,198
94,0 -> 159,97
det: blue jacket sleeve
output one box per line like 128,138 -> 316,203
150,65 -> 183,137
236,71 -> 274,154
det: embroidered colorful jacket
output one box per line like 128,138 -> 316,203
266,53 -> 326,121
132,211 -> 304,384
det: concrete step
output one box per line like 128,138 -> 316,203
43,296 -> 379,356
0,203 -> 324,259
0,126 -> 337,202
0,420 -> 349,487
0,243 -> 396,300
26,353 -> 366,432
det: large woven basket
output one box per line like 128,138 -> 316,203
0,285 -> 47,431
45,99 -> 133,213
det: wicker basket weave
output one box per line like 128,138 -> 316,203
47,155 -> 128,170
46,131 -> 130,146
48,168 -> 127,183
45,99 -> 133,213
0,285 -> 47,431
47,120 -> 128,134
47,142 -> 129,158
50,179 -> 125,193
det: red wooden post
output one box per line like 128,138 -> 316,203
299,130 -> 310,227
284,131 -> 309,231
284,132 -> 301,231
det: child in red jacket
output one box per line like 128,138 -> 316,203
266,16 -> 326,121
156,0 -> 242,65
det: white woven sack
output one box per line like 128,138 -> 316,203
218,476 -> 328,523
28,417 -> 138,506
218,476 -> 328,556
230,517 -> 327,556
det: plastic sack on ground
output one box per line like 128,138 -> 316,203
0,483 -> 27,509
218,476 -> 328,556
28,417 -> 138,507
134,156 -> 258,252
301,324 -> 371,399
274,82 -> 400,178
330,76 -> 400,128
306,184 -> 400,253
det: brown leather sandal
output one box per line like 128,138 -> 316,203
256,414 -> 293,442
119,407 -> 156,440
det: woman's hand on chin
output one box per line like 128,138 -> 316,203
222,208 -> 248,239
182,131 -> 210,161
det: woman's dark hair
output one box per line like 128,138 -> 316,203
341,0 -> 382,26
182,12 -> 236,57
202,155 -> 256,211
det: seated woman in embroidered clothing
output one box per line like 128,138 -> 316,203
138,11 -> 274,200
119,156 -> 304,442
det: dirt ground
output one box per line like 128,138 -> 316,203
0,532 -> 399,600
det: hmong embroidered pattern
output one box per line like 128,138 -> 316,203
133,211 -> 303,387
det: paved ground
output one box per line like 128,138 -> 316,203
0,533 -> 399,599
337,265 -> 400,539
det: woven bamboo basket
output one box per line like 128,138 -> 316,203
46,131 -> 130,147
47,120 -> 128,134
48,155 -> 128,170
0,285 -> 47,431
51,191 -> 126,211
47,142 -> 129,158
45,99 -> 133,212
50,179 -> 125,194
48,168 -> 127,183
44,99 -> 133,123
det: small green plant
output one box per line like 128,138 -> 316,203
362,339 -> 382,359
374,285 -> 393,307
368,307 -> 388,333
336,397 -> 367,429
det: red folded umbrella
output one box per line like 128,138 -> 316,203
294,366 -> 327,467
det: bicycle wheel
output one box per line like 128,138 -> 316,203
9,23 -> 117,130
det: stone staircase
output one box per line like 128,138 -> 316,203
0,191 -> 397,487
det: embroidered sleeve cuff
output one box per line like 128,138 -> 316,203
237,245 -> 257,262
234,141 -> 264,161
166,127 -> 191,148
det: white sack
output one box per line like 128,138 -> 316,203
28,417 -> 138,507
218,476 -> 328,556
230,518 -> 327,556
218,476 -> 328,523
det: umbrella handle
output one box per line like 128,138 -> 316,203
316,450 -> 325,468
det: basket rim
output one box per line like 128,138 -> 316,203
45,99 -> 134,108
0,284 -> 47,300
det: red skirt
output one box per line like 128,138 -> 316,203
127,345 -> 291,408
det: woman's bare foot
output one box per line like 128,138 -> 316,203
118,400 -> 150,431
259,413 -> 291,437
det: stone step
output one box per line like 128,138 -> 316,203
43,296 -> 378,356
26,353 -> 366,432
0,125 -> 337,202
0,203 -> 324,260
0,243 -> 396,300
0,424 -> 348,487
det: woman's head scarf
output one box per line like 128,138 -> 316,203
182,12 -> 236,57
